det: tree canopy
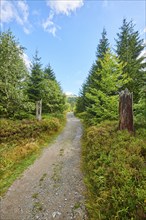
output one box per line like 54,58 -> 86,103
115,19 -> 145,102
0,31 -> 66,119
76,20 -> 145,125
0,30 -> 31,118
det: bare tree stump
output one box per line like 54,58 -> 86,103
36,99 -> 42,121
119,88 -> 134,132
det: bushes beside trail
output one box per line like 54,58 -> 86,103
0,117 -> 60,142
0,114 -> 65,196
82,121 -> 146,220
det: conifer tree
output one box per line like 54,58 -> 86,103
44,64 -> 56,81
85,50 -> 129,124
76,29 -> 109,114
115,19 -> 145,101
27,50 -> 44,102
42,79 -> 65,113
96,28 -> 110,68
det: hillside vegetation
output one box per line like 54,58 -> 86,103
76,19 -> 146,219
82,121 -> 146,219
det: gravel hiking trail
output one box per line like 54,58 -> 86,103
1,113 -> 87,220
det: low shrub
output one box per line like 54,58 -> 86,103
82,121 -> 146,220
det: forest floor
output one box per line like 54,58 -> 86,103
1,113 -> 87,220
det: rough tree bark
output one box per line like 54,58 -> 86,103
36,99 -> 42,121
119,88 -> 134,132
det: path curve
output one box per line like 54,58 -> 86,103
1,113 -> 87,220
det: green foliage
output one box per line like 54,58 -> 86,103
27,50 -> 66,115
84,51 -> 129,125
96,28 -> 110,69
42,79 -> 66,114
82,121 -> 146,219
0,30 -> 66,119
115,19 -> 145,102
27,50 -> 44,102
0,30 -> 33,118
134,85 -> 146,124
44,64 -> 56,81
66,95 -> 77,111
76,29 -> 109,115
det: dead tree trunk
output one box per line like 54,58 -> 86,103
119,88 -> 134,132
36,99 -> 42,121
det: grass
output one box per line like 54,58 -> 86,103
73,202 -> 81,210
33,201 -> 43,211
32,193 -> 39,199
82,120 -> 146,220
0,114 -> 66,196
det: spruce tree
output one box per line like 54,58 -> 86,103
44,64 -> 56,81
76,29 -> 110,115
96,28 -> 110,68
85,50 -> 129,124
28,50 -> 44,102
115,19 -> 145,102
87,28 -> 110,90
42,79 -> 65,114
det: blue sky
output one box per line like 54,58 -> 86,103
1,0 -> 146,95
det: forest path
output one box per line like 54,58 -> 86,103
1,113 -> 87,220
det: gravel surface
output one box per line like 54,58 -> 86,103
0,113 -> 87,220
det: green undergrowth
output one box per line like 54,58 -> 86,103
82,121 -> 146,220
0,114 -> 66,196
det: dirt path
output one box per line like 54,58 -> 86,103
0,113 -> 87,220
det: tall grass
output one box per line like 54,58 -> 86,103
82,121 -> 146,219
0,114 -> 66,196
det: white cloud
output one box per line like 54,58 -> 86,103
23,27 -> 31,34
1,0 -> 15,23
16,0 -> 29,24
65,91 -> 74,96
43,0 -> 84,36
47,0 -> 84,16
42,11 -> 61,36
144,27 -> 146,33
21,52 -> 32,70
1,0 -> 31,34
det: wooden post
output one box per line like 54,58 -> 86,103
36,99 -> 42,121
119,88 -> 134,132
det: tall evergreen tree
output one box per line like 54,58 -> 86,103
76,29 -> 109,114
42,79 -> 65,113
87,28 -> 110,90
96,28 -> 110,67
85,50 -> 129,124
27,50 -> 44,102
115,19 -> 145,101
44,64 -> 56,81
